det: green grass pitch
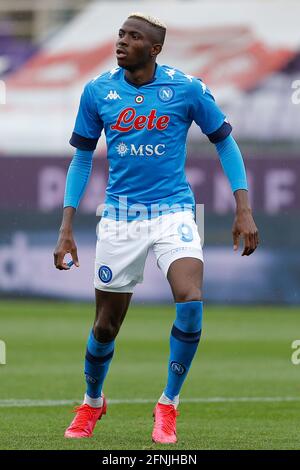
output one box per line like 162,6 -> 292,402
0,300 -> 299,450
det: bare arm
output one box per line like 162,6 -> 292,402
232,189 -> 259,256
53,207 -> 79,270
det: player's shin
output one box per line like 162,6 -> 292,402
84,329 -> 114,407
161,301 -> 203,405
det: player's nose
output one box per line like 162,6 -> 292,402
117,36 -> 129,48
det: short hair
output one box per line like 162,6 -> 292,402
127,12 -> 167,45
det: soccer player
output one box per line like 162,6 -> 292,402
54,13 -> 258,444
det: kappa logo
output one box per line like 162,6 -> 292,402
200,81 -> 207,94
184,74 -> 194,83
105,90 -> 121,100
109,67 -> 120,77
165,68 -> 176,80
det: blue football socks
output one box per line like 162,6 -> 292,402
84,329 -> 114,399
164,301 -> 203,401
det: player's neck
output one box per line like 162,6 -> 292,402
124,61 -> 157,87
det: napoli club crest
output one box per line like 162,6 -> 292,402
99,265 -> 113,283
158,87 -> 174,102
170,361 -> 186,375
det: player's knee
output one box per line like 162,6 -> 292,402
93,319 -> 119,342
174,286 -> 202,303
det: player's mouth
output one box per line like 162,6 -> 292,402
116,48 -> 128,59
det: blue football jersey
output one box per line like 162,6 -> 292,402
70,64 -> 232,220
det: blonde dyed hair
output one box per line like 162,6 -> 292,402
128,12 -> 167,30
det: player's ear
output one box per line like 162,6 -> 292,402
151,44 -> 162,57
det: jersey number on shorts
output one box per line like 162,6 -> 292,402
177,224 -> 193,242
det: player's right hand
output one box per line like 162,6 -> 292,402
53,230 -> 79,270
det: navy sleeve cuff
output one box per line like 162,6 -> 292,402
69,132 -> 99,151
207,121 -> 232,144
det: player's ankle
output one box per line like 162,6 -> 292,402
158,392 -> 179,408
83,393 -> 103,408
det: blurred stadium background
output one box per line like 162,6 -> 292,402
0,0 -> 299,304
0,0 -> 300,451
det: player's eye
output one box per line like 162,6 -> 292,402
118,31 -> 124,38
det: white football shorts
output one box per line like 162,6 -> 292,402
94,211 -> 203,293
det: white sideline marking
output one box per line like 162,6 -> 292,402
0,397 -> 299,408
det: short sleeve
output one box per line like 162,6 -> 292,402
188,78 -> 232,143
70,82 -> 103,151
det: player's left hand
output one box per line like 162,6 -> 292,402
232,209 -> 259,256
